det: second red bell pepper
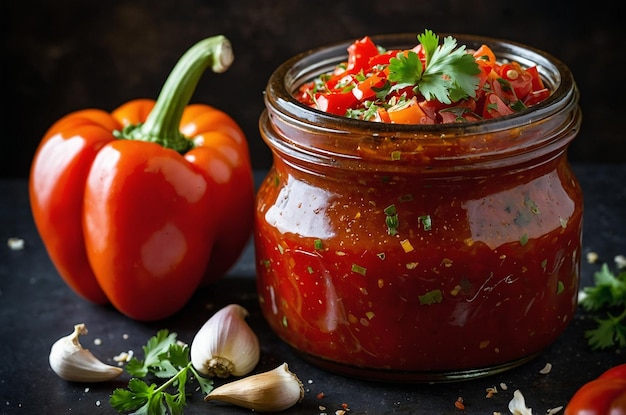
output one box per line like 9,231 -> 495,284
29,35 -> 254,321
564,363 -> 626,415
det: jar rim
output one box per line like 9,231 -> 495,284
266,32 -> 577,136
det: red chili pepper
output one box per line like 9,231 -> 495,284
346,36 -> 380,74
564,363 -> 626,415
29,36 -> 254,321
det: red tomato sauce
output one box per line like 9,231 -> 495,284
254,155 -> 581,374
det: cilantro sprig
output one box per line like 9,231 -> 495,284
579,263 -> 626,350
110,330 -> 213,415
388,29 -> 481,104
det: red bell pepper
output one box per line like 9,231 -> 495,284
564,363 -> 626,415
29,35 -> 255,321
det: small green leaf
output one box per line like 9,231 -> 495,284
419,289 -> 443,305
418,215 -> 432,231
556,280 -> 564,295
351,263 -> 367,276
127,330 -> 178,377
519,233 -> 529,246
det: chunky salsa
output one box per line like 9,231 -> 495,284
295,30 -> 551,124
255,31 -> 582,380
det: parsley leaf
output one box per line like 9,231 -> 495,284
126,329 -> 178,377
388,51 -> 423,89
110,330 -> 213,415
579,263 -> 626,350
388,29 -> 481,104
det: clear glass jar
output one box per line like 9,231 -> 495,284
255,33 -> 582,381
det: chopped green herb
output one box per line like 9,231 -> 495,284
511,100 -> 527,112
487,103 -> 499,111
314,239 -> 324,250
419,289 -> 443,305
519,233 -> 529,246
351,263 -> 367,276
384,204 -> 397,216
377,252 -> 386,260
418,215 -> 432,231
580,263 -> 626,350
557,280 -> 564,294
391,150 -> 402,161
384,204 -> 399,235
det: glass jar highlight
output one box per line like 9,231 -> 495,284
255,33 -> 582,381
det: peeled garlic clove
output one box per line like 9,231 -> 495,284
190,304 -> 260,378
49,323 -> 123,382
205,363 -> 304,412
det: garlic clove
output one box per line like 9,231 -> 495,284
49,323 -> 123,382
205,363 -> 304,412
190,304 -> 260,378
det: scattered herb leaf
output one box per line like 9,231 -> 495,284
111,330 -> 213,415
579,263 -> 626,350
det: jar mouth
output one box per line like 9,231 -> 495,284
266,32 -> 577,136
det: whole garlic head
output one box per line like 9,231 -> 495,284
49,323 -> 123,382
190,304 -> 260,378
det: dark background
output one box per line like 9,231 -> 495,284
2,0 -> 624,178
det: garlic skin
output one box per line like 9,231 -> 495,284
205,363 -> 304,412
190,304 -> 260,378
49,323 -> 123,382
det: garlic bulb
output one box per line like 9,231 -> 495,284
205,363 -> 304,412
49,323 -> 123,382
190,304 -> 260,378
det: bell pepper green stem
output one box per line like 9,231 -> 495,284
117,35 -> 234,153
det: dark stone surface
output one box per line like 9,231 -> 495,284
2,0 -> 625,179
1,165 -> 624,414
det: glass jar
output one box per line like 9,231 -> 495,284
255,33 -> 582,381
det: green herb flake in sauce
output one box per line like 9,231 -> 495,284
557,280 -> 565,294
419,215 -> 432,231
519,233 -> 529,246
314,239 -> 324,250
351,263 -> 367,276
377,252 -> 386,260
525,199 -> 540,215
419,289 -> 443,305
384,204 -> 399,235
391,150 -> 402,161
